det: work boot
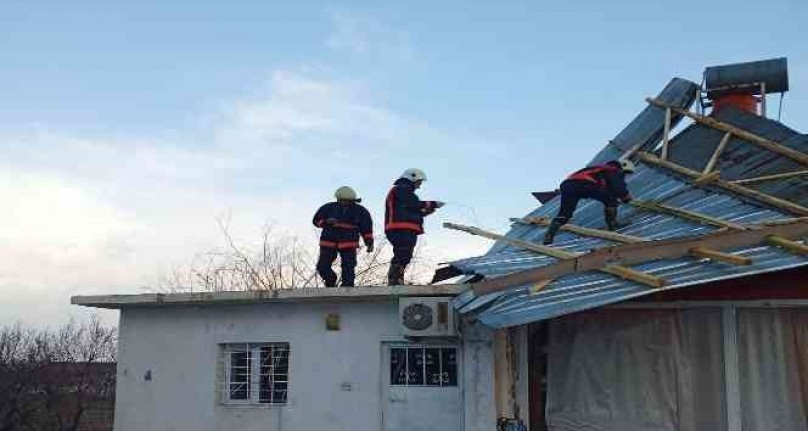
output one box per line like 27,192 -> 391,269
542,219 -> 565,245
604,207 -> 626,231
387,264 -> 406,286
318,269 -> 337,287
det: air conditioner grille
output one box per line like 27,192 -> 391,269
401,303 -> 433,331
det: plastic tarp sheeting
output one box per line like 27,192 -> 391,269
738,309 -> 808,431
546,309 -> 727,431
545,308 -> 808,431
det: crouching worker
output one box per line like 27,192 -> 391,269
313,186 -> 374,287
543,160 -> 636,245
385,168 -> 444,285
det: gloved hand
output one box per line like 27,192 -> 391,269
621,195 -> 633,203
434,201 -> 446,209
324,218 -> 339,226
366,241 -> 374,253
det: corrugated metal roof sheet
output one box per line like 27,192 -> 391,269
450,79 -> 808,329
588,78 -> 699,164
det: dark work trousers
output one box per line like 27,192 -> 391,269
316,246 -> 358,287
386,230 -> 418,267
554,180 -> 618,222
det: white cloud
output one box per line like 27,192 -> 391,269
220,70 -> 426,150
0,67 -> 492,326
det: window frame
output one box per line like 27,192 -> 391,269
221,342 -> 290,406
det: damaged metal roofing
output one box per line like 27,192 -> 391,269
448,78 -> 808,329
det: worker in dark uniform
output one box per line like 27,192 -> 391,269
543,160 -> 636,245
313,186 -> 374,287
385,168 -> 444,285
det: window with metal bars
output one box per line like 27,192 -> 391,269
221,343 -> 289,405
390,346 -> 457,387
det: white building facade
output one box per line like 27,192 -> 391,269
75,287 -> 501,431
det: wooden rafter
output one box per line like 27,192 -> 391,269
661,107 -> 672,160
647,97 -> 808,166
689,247 -> 752,265
443,222 -> 572,259
628,199 -> 748,230
766,236 -> 808,255
636,152 -> 808,216
443,222 -> 666,288
512,217 -> 645,242
468,219 -> 808,296
734,170 -> 808,185
514,216 -> 752,266
694,171 -> 722,185
703,132 -> 733,174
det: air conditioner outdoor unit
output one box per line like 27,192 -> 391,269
398,297 -> 457,337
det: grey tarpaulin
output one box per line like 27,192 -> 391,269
545,308 -> 726,431
544,308 -> 808,431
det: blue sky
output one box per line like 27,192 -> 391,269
2,0 -> 807,324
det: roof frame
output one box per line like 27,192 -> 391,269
465,218 -> 808,296
513,216 -> 752,266
647,97 -> 808,166
443,222 -> 666,288
636,151 -> 808,216
734,170 -> 808,185
628,199 -> 748,229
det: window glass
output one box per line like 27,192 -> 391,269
391,346 -> 457,387
228,351 -> 251,400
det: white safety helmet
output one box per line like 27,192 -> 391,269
334,186 -> 360,202
620,159 -> 637,173
400,168 -> 428,182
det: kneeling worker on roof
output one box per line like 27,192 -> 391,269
313,186 -> 374,287
385,168 -> 444,285
543,160 -> 636,245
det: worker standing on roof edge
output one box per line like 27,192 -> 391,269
385,168 -> 444,285
313,186 -> 374,287
543,160 -> 636,245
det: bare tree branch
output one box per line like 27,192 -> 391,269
156,222 -> 435,292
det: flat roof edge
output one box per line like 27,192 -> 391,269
70,285 -> 466,309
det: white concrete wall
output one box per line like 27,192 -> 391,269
114,300 -> 495,431
461,321 -> 497,431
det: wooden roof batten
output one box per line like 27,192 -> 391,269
442,222 -> 666,290
512,216 -> 753,266
635,151 -> 808,216
646,97 -> 808,166
461,218 -> 808,296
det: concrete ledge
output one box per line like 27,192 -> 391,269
71,285 -> 465,309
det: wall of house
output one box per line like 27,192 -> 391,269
114,299 -> 495,431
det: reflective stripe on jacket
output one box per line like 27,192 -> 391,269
564,162 -> 630,200
313,202 -> 373,248
384,178 -> 437,234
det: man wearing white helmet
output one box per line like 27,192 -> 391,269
543,160 -> 636,245
384,168 -> 444,285
313,186 -> 374,287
